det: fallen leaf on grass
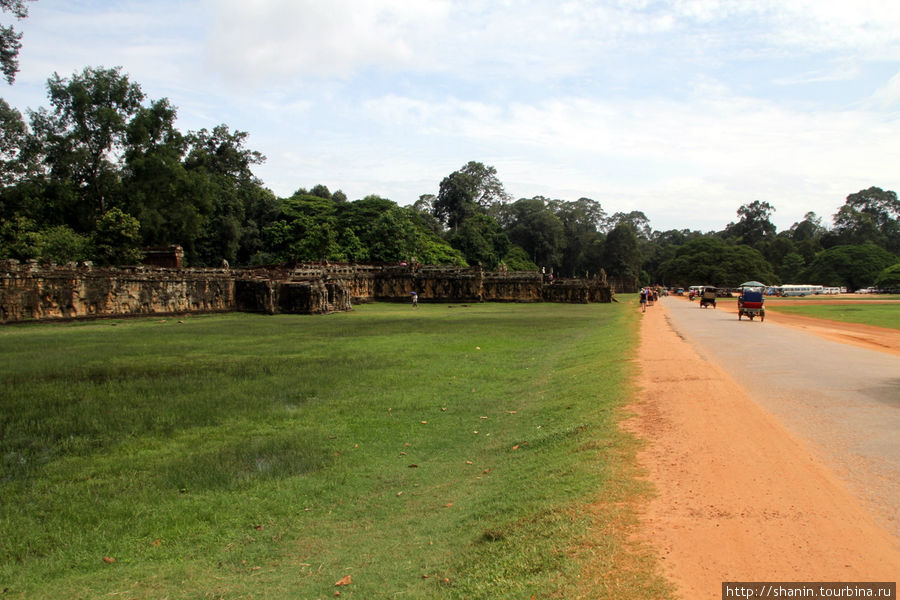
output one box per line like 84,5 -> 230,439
465,460 -> 473,464
335,575 -> 352,586
420,421 -> 428,424
445,503 -> 453,508
102,556 -> 116,564
408,464 -> 418,468
511,445 -> 519,450
150,539 -> 162,547
397,491 -> 404,496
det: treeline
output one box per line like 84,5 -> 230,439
1,66 -> 899,291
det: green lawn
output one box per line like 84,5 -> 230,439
0,303 -> 670,599
764,302 -> 900,330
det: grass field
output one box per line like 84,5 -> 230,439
764,302 -> 900,330
0,303 -> 669,599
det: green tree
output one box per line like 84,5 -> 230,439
0,213 -> 40,259
608,210 -> 651,238
39,224 -> 90,264
755,236 -> 795,272
788,211 -> 825,243
602,222 -> 642,282
778,252 -> 806,282
266,194 -> 340,262
433,161 -> 508,230
434,170 -> 477,231
827,205 -> 881,247
339,194 -> 396,236
874,263 -> 900,291
29,66 -> 146,225
0,0 -> 31,84
184,124 -> 267,265
659,237 -> 776,288
449,213 -> 509,269
334,227 -> 367,262
502,245 -> 539,271
643,229 -> 704,284
800,243 -> 896,290
0,97 -> 30,185
723,200 -> 776,245
457,161 -> 509,212
367,207 -> 418,263
92,207 -> 142,265
827,187 -> 900,254
503,196 -> 565,268
308,184 -> 331,199
121,98 -> 214,257
552,197 -> 606,277
844,187 -> 900,229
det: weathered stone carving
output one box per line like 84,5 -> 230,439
0,260 -> 612,323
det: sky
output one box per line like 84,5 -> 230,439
3,0 -> 899,233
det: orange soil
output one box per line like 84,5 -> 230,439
625,302 -> 900,600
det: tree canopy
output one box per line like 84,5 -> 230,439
0,0 -> 31,84
0,65 -> 897,289
659,237 -> 777,288
800,244 -> 896,290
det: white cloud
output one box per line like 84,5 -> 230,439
288,81 -> 900,229
205,0 -> 451,82
7,0 -> 900,233
870,72 -> 900,109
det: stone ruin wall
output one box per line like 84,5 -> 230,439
0,262 -> 236,323
0,260 -> 613,324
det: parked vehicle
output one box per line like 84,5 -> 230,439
779,284 -> 824,296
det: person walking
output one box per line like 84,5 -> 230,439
639,288 -> 648,312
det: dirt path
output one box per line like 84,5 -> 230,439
626,301 -> 900,599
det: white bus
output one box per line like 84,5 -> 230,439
779,284 -> 824,296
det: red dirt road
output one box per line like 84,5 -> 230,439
626,300 -> 900,599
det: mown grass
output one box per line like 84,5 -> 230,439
764,302 -> 900,330
0,303 -> 671,599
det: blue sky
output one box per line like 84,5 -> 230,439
3,0 -> 899,232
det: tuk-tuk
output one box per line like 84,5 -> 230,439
699,287 -> 717,308
738,286 -> 765,321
